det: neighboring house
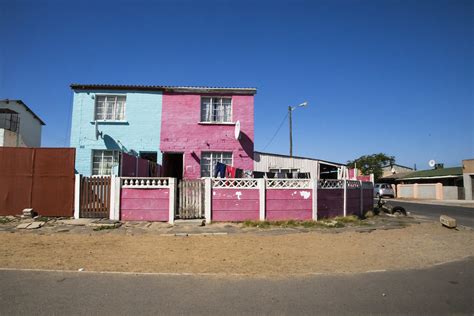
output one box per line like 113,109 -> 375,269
0,99 -> 45,147
253,151 -> 345,179
69,84 -> 256,178
462,159 -> 474,200
381,163 -> 414,178
397,166 -> 463,186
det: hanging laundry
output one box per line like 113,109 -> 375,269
243,170 -> 253,178
226,165 -> 237,178
298,172 -> 310,179
252,171 -> 265,178
235,168 -> 243,178
214,162 -> 226,178
286,172 -> 293,179
276,172 -> 286,179
266,172 -> 275,179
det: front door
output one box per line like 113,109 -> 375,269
162,153 -> 183,180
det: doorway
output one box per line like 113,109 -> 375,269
162,153 -> 184,180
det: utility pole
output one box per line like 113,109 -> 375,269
289,106 -> 293,157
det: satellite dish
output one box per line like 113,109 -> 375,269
234,120 -> 241,140
95,121 -> 103,140
428,159 -> 436,168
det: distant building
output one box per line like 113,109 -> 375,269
462,159 -> 474,200
381,163 -> 414,178
0,99 -> 45,147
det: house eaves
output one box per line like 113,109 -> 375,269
0,99 -> 46,125
70,84 -> 257,95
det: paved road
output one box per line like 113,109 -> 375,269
381,200 -> 474,228
1,258 -> 473,315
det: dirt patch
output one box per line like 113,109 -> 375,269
0,223 -> 473,276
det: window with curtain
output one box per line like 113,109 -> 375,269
95,95 -> 126,121
200,152 -> 233,177
92,150 -> 120,175
200,97 -> 232,123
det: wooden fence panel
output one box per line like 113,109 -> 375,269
178,180 -> 204,219
79,176 -> 111,218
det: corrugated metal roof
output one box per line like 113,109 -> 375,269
398,167 -> 463,180
70,83 -> 257,95
0,99 -> 46,125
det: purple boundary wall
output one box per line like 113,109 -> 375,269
266,189 -> 312,221
317,189 -> 344,219
212,188 -> 259,221
346,188 -> 361,216
121,188 -> 169,221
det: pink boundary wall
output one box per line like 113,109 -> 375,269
212,188 -> 259,221
266,189 -> 312,220
121,188 -> 169,221
160,93 -> 255,179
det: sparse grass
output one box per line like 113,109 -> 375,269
0,217 -> 12,224
242,214 -> 373,229
93,225 -> 118,231
34,216 -> 50,222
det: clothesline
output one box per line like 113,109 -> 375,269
214,162 -> 310,179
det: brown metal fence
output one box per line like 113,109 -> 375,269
79,176 -> 111,218
0,147 -> 75,216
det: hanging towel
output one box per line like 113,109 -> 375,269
253,171 -> 265,178
276,172 -> 286,179
243,170 -> 253,178
266,172 -> 275,179
286,172 -> 293,179
214,162 -> 226,178
226,165 -> 237,178
235,168 -> 243,178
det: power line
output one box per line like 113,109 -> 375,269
263,112 -> 288,151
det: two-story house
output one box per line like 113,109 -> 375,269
69,84 -> 256,178
0,99 -> 45,147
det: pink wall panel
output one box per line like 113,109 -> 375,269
213,211 -> 259,221
266,189 -> 312,221
120,188 -> 169,221
160,94 -> 254,179
211,188 -> 259,221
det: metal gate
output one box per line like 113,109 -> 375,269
177,179 -> 204,219
79,176 -> 111,218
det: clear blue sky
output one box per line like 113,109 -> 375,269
1,0 -> 473,169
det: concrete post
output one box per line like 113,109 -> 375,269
109,176 -> 121,220
435,183 -> 443,200
204,177 -> 212,223
258,178 -> 266,221
168,178 -> 176,224
343,179 -> 347,217
359,180 -> 363,216
74,174 -> 81,219
413,183 -> 419,199
312,178 -> 318,221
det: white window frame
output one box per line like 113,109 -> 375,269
94,95 -> 126,121
91,150 -> 120,175
200,97 -> 232,123
200,151 -> 233,177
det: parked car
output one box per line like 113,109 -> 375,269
374,183 -> 395,198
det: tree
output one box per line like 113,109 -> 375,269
347,153 -> 395,180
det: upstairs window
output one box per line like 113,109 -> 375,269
95,95 -> 126,121
201,97 -> 232,123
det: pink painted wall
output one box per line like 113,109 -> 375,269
212,188 -> 259,221
121,188 -> 169,221
160,93 -> 254,179
266,189 -> 312,221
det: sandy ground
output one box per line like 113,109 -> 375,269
1,223 -> 473,276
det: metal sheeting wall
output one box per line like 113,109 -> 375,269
0,147 -> 75,216
254,152 -> 343,179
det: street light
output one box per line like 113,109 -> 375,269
288,101 -> 308,157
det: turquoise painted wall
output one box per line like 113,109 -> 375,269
70,90 -> 162,175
